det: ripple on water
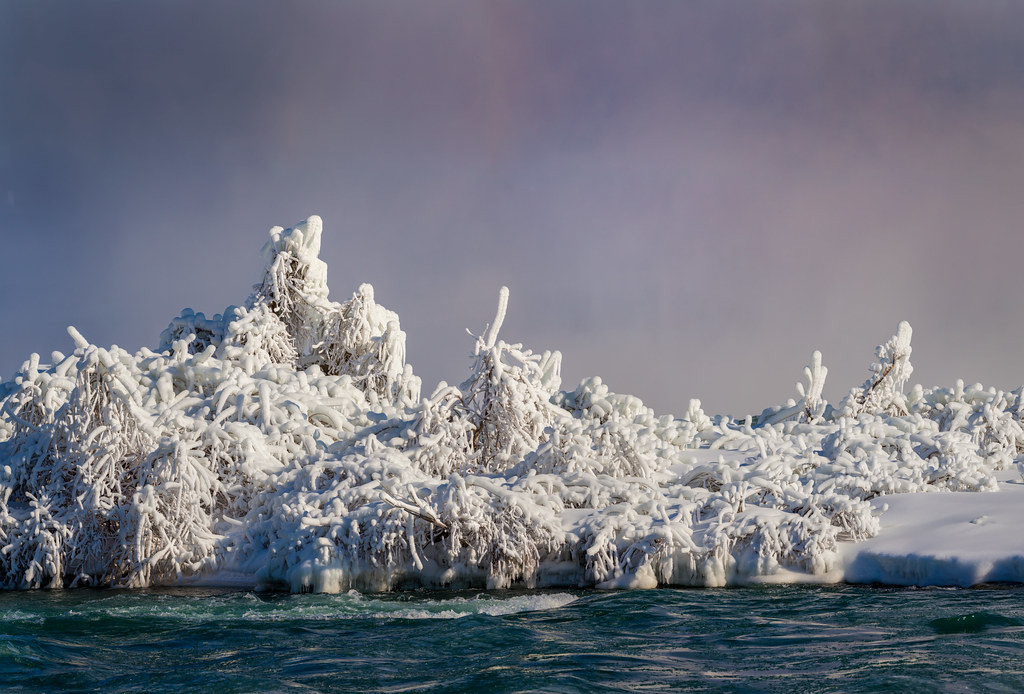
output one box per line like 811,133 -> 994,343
929,612 -> 1022,634
2,585 -> 1024,692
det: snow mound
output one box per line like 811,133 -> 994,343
842,471 -> 1024,587
2,216 -> 1023,591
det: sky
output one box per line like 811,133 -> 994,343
3,1 -> 1024,416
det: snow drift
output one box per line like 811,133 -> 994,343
2,216 -> 1022,591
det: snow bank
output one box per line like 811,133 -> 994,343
840,468 -> 1024,587
2,215 -> 1023,591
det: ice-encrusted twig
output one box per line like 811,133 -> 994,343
482,286 -> 509,349
0,219 -> 1016,593
379,490 -> 448,530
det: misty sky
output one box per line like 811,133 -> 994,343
3,1 -> 1024,415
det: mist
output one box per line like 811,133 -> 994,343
3,1 -> 1024,415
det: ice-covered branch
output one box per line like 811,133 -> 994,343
756,350 -> 828,426
483,286 -> 509,349
0,219 -> 1017,593
841,321 -> 913,417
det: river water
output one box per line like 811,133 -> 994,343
2,584 -> 1023,692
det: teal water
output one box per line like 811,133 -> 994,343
2,585 -> 1024,693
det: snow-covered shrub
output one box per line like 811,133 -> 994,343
218,304 -> 298,371
124,436 -> 226,587
1,216 -> 1020,592
756,351 -> 829,426
404,384 -> 474,478
159,308 -> 227,356
250,215 -> 332,357
314,285 -> 420,406
459,287 -> 563,472
841,321 -> 914,417
906,380 -> 1024,471
1,493 -> 70,589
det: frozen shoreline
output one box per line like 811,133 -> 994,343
184,461 -> 1024,592
186,479 -> 1024,592
4,215 -> 1024,592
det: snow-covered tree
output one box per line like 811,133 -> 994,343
459,287 -> 563,472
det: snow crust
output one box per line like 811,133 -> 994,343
840,468 -> 1024,587
2,215 -> 1023,591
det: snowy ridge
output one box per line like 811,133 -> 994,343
2,216 -> 1023,591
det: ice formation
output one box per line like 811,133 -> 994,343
2,215 -> 1023,592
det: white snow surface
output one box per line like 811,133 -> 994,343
839,468 -> 1024,587
2,215 -> 1024,592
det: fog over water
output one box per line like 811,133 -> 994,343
3,1 -> 1024,415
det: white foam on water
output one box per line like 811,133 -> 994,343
367,592 -> 579,620
0,609 -> 44,624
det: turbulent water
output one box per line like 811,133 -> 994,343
3,586 -> 1024,692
